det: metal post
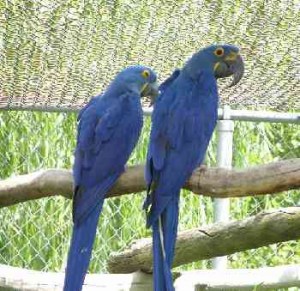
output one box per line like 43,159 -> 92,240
212,106 -> 234,269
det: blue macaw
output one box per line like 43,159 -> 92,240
144,44 -> 244,291
63,65 -> 158,291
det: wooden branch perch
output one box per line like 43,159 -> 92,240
175,265 -> 300,290
0,159 -> 299,208
1,264 -> 299,290
0,264 -> 153,291
107,207 -> 300,273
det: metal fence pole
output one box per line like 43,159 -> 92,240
212,106 -> 234,270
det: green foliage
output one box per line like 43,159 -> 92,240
0,111 -> 76,271
0,111 -> 299,275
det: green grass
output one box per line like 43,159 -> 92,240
0,111 -> 299,276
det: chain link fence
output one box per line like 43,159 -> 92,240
0,112 -> 299,274
0,0 -> 299,282
228,121 -> 299,269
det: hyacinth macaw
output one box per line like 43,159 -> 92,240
144,44 -> 244,291
63,65 -> 158,291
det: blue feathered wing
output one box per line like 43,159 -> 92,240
145,71 -> 218,291
64,93 -> 143,291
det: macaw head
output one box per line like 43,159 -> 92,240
185,44 -> 244,87
113,65 -> 159,99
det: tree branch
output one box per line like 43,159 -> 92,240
107,207 -> 300,273
0,264 -> 153,291
175,265 -> 300,290
0,159 -> 299,208
1,264 -> 299,290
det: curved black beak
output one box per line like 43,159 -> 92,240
215,53 -> 244,87
141,81 -> 159,105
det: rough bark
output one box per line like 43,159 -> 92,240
107,207 -> 300,273
0,159 -> 299,208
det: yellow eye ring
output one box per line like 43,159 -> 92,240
214,47 -> 224,57
141,69 -> 150,79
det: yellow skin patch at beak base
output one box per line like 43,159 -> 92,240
141,83 -> 148,93
214,62 -> 221,72
225,51 -> 238,61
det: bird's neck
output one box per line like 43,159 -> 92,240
183,53 -> 215,81
181,66 -> 216,87
105,83 -> 139,98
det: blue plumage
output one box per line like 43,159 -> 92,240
144,45 -> 244,290
64,65 -> 158,291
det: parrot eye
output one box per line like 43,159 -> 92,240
214,47 -> 224,57
141,69 -> 150,79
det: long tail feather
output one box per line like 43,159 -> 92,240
152,196 -> 179,291
63,200 -> 104,291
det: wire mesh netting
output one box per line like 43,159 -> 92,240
0,0 -> 299,281
0,0 -> 299,111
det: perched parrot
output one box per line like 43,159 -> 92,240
144,44 -> 244,291
63,65 -> 158,291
